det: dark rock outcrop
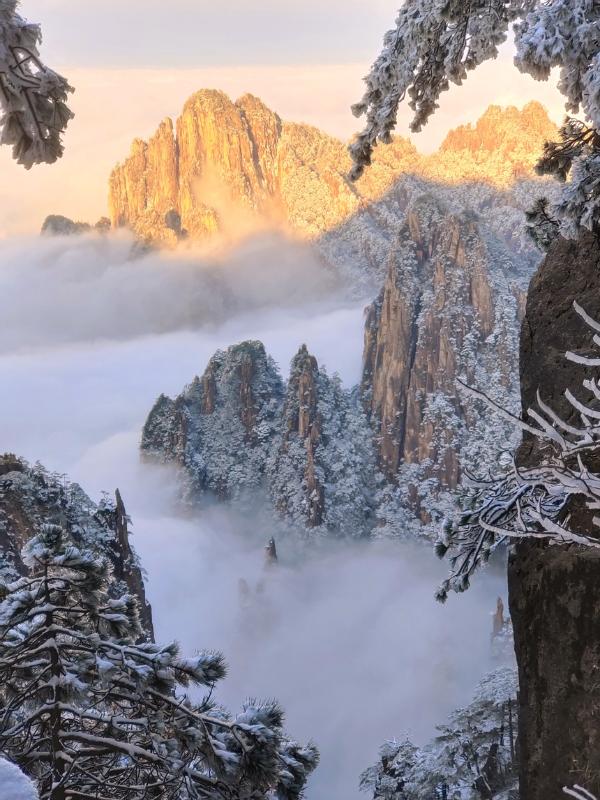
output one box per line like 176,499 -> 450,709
41,215 -> 91,236
97,488 -> 154,637
509,230 -> 600,799
41,214 -> 112,236
0,454 -> 154,638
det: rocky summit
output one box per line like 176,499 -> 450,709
109,91 -> 556,248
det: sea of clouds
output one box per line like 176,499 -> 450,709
0,232 -> 506,800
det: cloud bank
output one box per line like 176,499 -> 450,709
0,234 -> 508,799
0,231 -> 347,354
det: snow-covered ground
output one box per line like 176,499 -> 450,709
0,759 -> 38,800
0,234 -> 506,799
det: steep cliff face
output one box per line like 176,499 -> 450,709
109,118 -> 183,245
142,342 -> 376,537
275,345 -> 324,527
126,94 -> 554,537
508,231 -> 600,799
268,345 -> 376,536
110,92 -> 554,249
109,89 -> 374,243
361,194 -> 522,504
0,455 -> 154,638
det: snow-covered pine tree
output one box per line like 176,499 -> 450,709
316,379 -> 378,537
0,456 -> 154,639
360,667 -> 518,800
0,1 -> 73,166
350,0 -> 600,238
0,523 -> 318,800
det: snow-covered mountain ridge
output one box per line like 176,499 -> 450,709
142,188 -> 527,538
0,455 -> 154,637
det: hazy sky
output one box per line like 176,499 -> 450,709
24,0 -> 398,67
0,2 -> 567,233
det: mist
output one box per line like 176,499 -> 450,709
0,230 -> 346,353
0,233 -> 507,799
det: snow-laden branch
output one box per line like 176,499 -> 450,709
350,0 -> 600,237
437,301 -> 600,601
564,788 -> 598,800
0,524 -> 319,800
0,1 -> 73,167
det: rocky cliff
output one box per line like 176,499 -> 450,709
109,90 -> 380,244
361,193 -> 525,524
275,345 -> 324,527
140,183 -> 534,538
0,454 -> 154,638
508,231 -> 600,799
270,345 -> 376,536
130,94 -> 555,537
142,342 -> 376,537
109,92 -> 555,256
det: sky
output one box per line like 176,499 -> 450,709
0,2 -> 566,232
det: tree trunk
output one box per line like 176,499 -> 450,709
509,230 -> 600,798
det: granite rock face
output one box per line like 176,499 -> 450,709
277,345 -> 324,527
109,91 -> 555,248
0,455 -> 154,638
109,89 -> 375,243
360,195 -> 521,496
508,231 -> 600,799
141,341 -> 285,501
437,101 -> 557,183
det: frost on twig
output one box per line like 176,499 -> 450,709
564,787 -> 598,800
0,1 -> 73,167
350,0 -> 600,236
436,300 -> 600,601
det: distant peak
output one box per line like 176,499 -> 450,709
236,92 -> 273,110
182,88 -> 236,112
109,90 -> 556,246
440,102 -> 556,154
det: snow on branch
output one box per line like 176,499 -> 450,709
349,0 -> 523,180
564,788 -> 598,800
350,0 -> 600,235
0,1 -> 73,167
436,301 -> 600,601
0,523 -> 318,799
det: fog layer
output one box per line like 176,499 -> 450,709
0,233 -> 506,799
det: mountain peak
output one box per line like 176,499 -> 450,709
109,91 -> 557,245
440,101 -> 555,155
